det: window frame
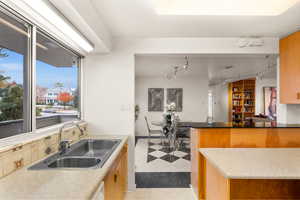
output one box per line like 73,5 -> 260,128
0,3 -> 83,137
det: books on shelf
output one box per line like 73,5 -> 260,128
229,79 -> 256,123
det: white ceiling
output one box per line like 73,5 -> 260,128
91,0 -> 300,38
135,54 -> 277,84
49,0 -> 112,53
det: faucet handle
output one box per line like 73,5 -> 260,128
61,140 -> 71,144
59,140 -> 71,150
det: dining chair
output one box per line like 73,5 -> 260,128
144,116 -> 164,144
176,127 -> 190,150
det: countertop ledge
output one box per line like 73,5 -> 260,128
179,122 -> 300,128
0,134 -> 129,200
199,148 -> 300,180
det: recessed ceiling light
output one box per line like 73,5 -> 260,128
153,0 -> 299,16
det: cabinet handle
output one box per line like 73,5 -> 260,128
297,93 -> 300,100
14,158 -> 23,169
12,145 -> 23,152
44,136 -> 51,140
45,147 -> 52,155
114,174 -> 118,183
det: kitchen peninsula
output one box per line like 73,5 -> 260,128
199,148 -> 300,200
187,122 -> 300,200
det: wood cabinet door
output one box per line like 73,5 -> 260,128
280,31 -> 300,104
115,158 -> 123,200
104,164 -> 118,200
104,145 -> 128,200
118,146 -> 128,200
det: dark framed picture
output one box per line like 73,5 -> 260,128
167,88 -> 183,112
148,88 -> 164,112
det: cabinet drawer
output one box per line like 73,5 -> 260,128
43,134 -> 58,146
30,141 -> 42,163
39,142 -> 58,158
62,129 -> 79,143
2,145 -> 31,176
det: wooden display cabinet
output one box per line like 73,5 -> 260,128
228,79 -> 255,125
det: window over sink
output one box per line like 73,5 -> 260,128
0,6 -> 82,139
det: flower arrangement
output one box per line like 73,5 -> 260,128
166,102 -> 176,112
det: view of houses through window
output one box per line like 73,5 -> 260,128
35,31 -> 80,129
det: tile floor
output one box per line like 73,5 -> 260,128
135,138 -> 190,172
124,188 -> 195,200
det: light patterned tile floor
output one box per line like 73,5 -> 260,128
124,188 -> 195,200
135,139 -> 190,172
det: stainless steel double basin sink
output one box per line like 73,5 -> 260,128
28,139 -> 121,170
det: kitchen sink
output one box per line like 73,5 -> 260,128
28,139 -> 121,170
48,157 -> 102,168
65,139 -> 120,157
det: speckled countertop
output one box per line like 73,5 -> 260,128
0,134 -> 128,200
199,148 -> 300,179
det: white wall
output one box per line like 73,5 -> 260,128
210,84 -> 229,122
83,52 -> 136,190
83,37 -> 279,190
135,76 -> 208,136
286,105 -> 300,123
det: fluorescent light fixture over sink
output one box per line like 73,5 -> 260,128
153,0 -> 300,16
20,0 -> 94,52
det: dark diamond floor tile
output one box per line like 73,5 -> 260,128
182,154 -> 191,161
159,147 -> 173,154
160,154 -> 180,163
147,155 -> 157,163
148,148 -> 156,153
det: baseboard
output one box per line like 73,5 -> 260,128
190,184 -> 198,200
127,183 -> 137,192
